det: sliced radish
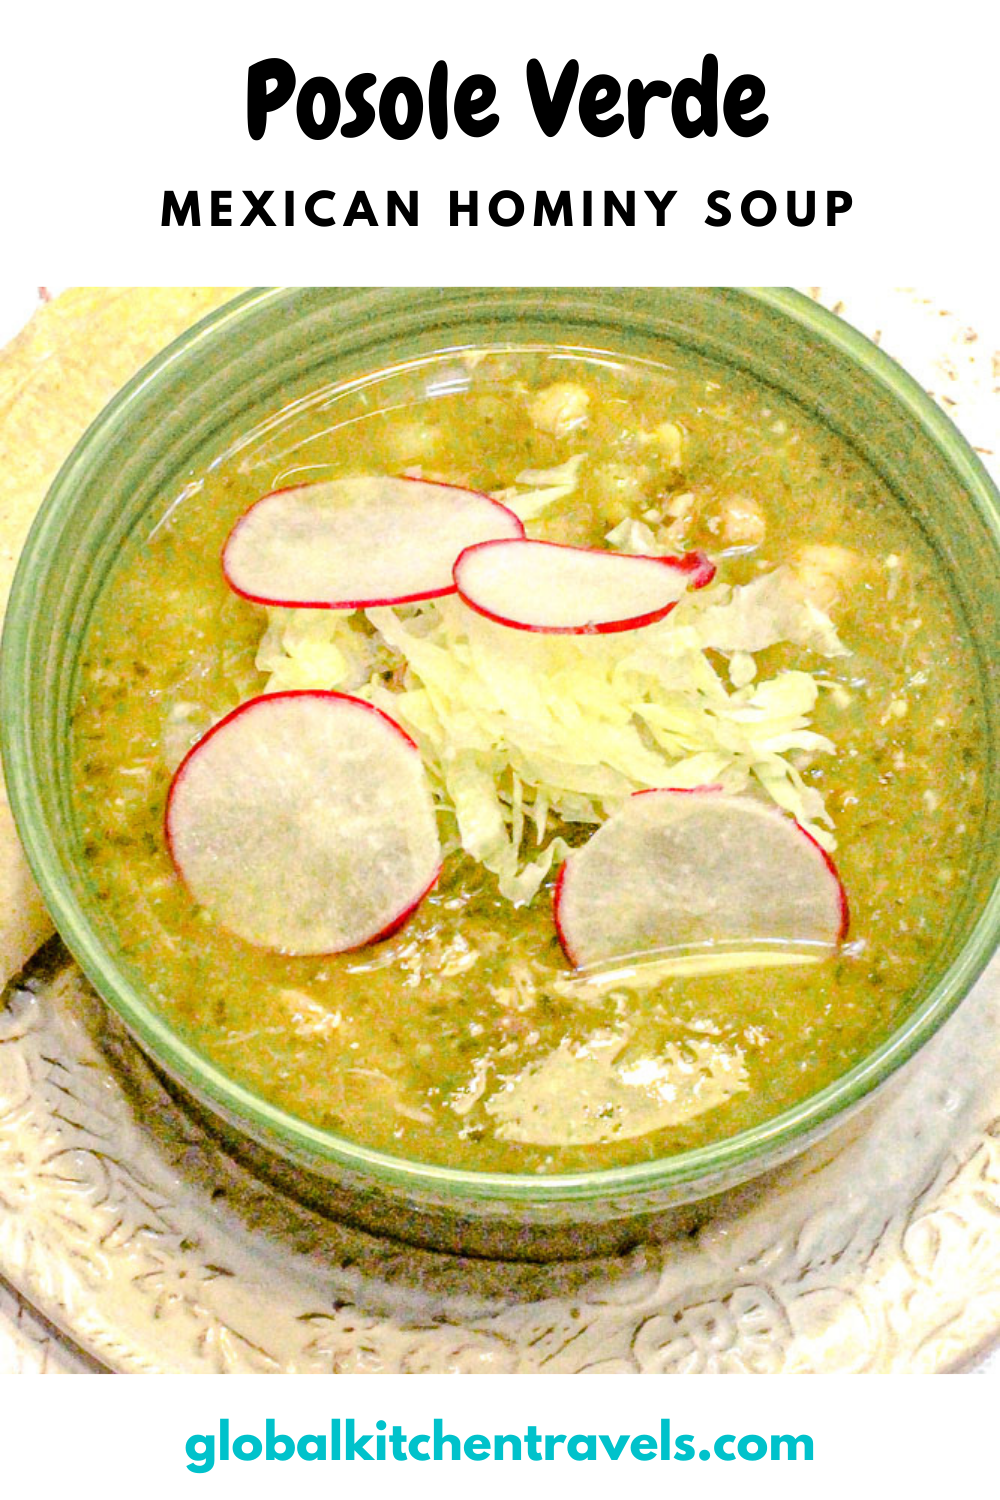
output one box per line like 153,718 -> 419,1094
222,476 -> 524,609
554,788 -> 848,969
453,539 -> 715,633
165,691 -> 441,955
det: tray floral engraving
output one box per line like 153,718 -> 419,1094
1,942 -> 998,1373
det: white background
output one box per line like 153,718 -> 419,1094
0,0 -> 998,1473
0,1373 -> 994,1493
2,0 -> 998,284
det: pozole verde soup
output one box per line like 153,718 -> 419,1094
71,347 -> 986,1174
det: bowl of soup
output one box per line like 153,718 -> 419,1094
3,287 -> 999,1258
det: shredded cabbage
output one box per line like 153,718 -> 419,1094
694,567 -> 849,658
256,559 -> 846,906
604,517 -> 661,554
489,454 -> 588,521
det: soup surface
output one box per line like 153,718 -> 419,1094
71,347 -> 986,1172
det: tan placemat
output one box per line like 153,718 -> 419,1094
0,289 -> 243,981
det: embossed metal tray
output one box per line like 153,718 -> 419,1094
1,941 -> 998,1373
1,286 -> 998,1373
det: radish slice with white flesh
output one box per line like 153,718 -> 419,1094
222,476 -> 524,609
165,691 -> 441,955
453,538 -> 715,633
554,788 -> 848,972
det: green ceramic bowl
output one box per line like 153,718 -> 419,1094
4,288 -> 999,1259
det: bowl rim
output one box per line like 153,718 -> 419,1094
3,285 -> 999,1206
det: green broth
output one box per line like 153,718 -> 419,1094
71,347 -> 986,1172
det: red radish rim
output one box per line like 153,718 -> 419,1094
452,538 -> 716,635
632,783 -> 725,798
794,821 -> 851,942
552,861 -> 578,965
556,787 -> 729,963
553,785 -> 849,967
335,862 -> 443,955
221,475 -> 525,611
631,785 -> 849,941
164,689 -> 442,954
